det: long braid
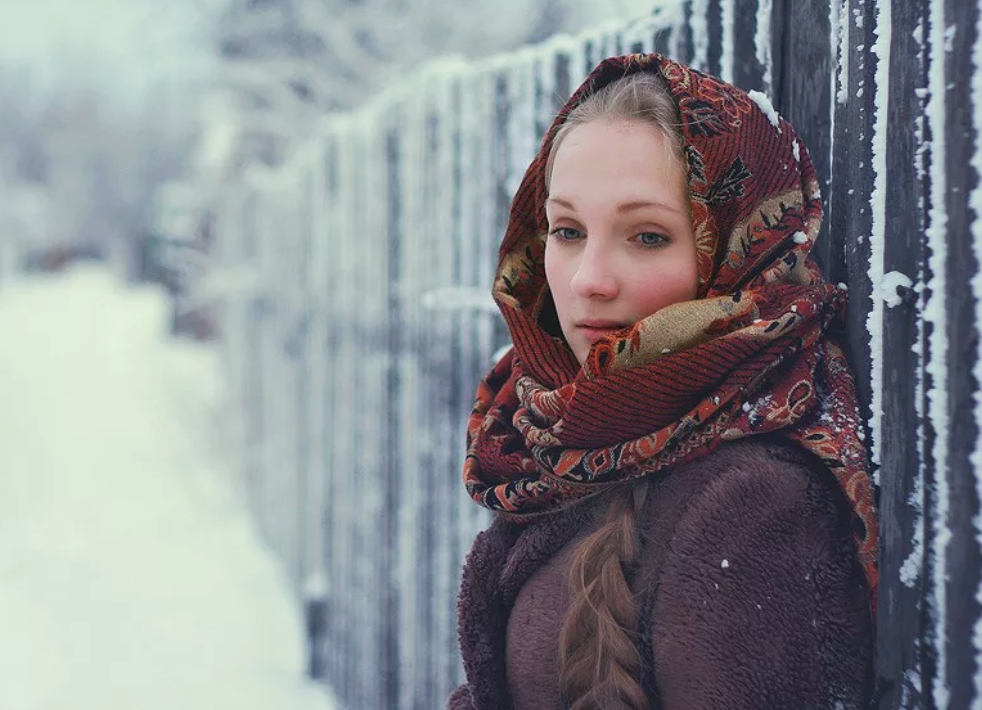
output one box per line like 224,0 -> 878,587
547,70 -> 680,710
559,482 -> 649,710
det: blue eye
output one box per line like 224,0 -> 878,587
549,227 -> 583,242
636,232 -> 669,248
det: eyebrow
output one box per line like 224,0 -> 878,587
546,196 -> 684,215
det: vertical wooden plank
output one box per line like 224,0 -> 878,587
829,0 -> 875,409
504,53 -> 538,373
276,172 -> 303,587
706,0 -> 724,76
553,47 -> 571,117
380,111 -> 405,710
672,0 -> 697,65
532,53 -> 554,146
582,38 -> 598,75
242,185 -> 266,528
730,0 -> 769,92
345,125 -> 365,707
688,0 -> 712,71
369,119 -> 385,710
255,180 -> 275,548
410,99 -> 427,704
447,70 -> 469,693
827,7 -> 896,697
433,72 -> 463,701
941,0 -> 982,703
257,183 -> 279,548
320,132 -> 342,691
451,71 -> 474,698
216,185 -> 251,497
601,28 -> 620,60
649,15 -> 675,58
774,0 -> 837,279
269,178 -> 293,564
411,104 -> 439,710
296,170 -> 311,591
768,0 -> 789,107
374,121 -> 391,710
964,2 -> 982,705
479,65 -> 500,521
621,12 -> 645,55
362,120 -> 379,710
490,71 -> 514,363
387,109 -> 412,710
922,0 -> 951,705
332,124 -> 357,707
294,164 -> 314,592
353,124 -> 371,707
455,65 -> 495,608
872,2 -> 929,707
368,104 -> 401,710
395,90 -> 426,710
719,0 -> 735,83
506,57 -> 538,215
357,124 -> 372,710
360,117 -> 385,710
303,135 -> 330,681
274,176 -> 293,583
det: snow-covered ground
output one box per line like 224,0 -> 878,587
0,265 -> 337,710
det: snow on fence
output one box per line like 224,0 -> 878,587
208,1 -> 982,708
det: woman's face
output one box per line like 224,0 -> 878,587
544,119 -> 699,366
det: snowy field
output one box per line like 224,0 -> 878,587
0,266 -> 337,710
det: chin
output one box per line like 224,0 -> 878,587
572,344 -> 589,366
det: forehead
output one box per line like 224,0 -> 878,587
548,119 -> 687,203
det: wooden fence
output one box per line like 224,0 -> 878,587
207,1 -> 982,708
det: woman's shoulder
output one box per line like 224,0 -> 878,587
636,435 -> 857,579
676,435 -> 826,483
642,437 -> 874,708
650,435 -> 848,524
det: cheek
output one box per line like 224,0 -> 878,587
544,249 -> 569,310
630,258 -> 699,314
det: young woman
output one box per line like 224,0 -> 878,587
448,53 -> 877,710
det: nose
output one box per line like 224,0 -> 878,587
569,241 -> 619,300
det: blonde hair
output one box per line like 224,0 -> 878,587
550,71 -> 684,710
545,71 -> 685,193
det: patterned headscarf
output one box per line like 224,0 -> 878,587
463,53 -> 878,602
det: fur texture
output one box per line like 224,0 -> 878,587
449,437 -> 873,710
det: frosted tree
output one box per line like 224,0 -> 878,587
0,62 -> 197,279
203,0 -> 659,172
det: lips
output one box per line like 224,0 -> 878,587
575,320 -> 630,344
576,319 -> 627,328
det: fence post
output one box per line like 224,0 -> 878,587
936,0 -> 982,703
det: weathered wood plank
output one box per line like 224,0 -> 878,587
730,0 -> 768,92
831,0 -> 875,416
942,0 -> 982,702
873,2 -> 928,707
775,0 -> 837,279
705,0 -> 723,75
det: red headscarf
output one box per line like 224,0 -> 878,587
463,53 -> 878,602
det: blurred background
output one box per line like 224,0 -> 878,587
0,0 -> 650,292
0,1 -> 662,708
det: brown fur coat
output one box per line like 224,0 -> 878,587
448,437 -> 874,710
